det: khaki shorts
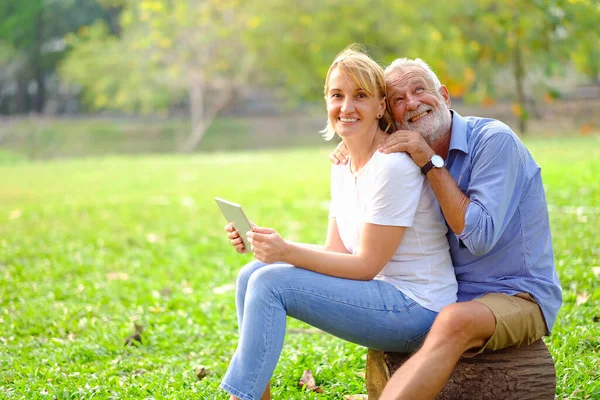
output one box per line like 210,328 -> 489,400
469,292 -> 547,355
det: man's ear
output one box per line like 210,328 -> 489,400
439,85 -> 451,107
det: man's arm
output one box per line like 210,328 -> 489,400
377,129 -> 524,256
424,166 -> 469,234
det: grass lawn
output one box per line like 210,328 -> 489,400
1,136 -> 599,399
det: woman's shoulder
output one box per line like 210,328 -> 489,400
372,151 -> 420,175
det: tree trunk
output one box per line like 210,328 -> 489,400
366,339 -> 556,400
180,78 -> 233,153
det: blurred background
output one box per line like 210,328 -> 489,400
0,0 -> 599,160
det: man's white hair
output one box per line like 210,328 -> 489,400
384,58 -> 442,90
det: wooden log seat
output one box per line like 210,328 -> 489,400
365,339 -> 556,400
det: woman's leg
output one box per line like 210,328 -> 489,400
235,260 -> 270,332
221,264 -> 438,399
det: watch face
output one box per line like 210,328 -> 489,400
432,155 -> 444,168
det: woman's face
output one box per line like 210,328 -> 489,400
326,67 -> 385,139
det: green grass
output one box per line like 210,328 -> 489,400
1,137 -> 599,399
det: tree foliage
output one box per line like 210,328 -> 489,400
2,0 -> 598,141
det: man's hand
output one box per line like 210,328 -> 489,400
379,130 -> 435,168
247,227 -> 290,263
329,141 -> 349,165
225,221 -> 257,254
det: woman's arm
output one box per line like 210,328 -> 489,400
248,222 -> 405,280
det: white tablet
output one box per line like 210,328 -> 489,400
215,197 -> 253,250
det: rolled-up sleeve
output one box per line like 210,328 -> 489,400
458,131 -> 524,256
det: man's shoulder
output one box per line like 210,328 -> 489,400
464,115 -> 515,138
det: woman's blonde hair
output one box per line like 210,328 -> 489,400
320,44 -> 394,141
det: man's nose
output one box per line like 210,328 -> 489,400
405,95 -> 419,111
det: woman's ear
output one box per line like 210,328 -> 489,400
378,96 -> 386,117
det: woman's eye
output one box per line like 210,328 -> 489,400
357,92 -> 367,98
331,93 -> 341,98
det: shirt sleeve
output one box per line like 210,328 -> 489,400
458,129 -> 525,256
328,164 -> 342,219
365,153 -> 423,227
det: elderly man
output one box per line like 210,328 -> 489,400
331,58 -> 562,399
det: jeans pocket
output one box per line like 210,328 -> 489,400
404,327 -> 431,353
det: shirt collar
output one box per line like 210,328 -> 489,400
449,110 -> 469,154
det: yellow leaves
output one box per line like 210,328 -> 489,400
248,16 -> 262,29
469,40 -> 481,53
300,15 -> 312,26
94,94 -> 108,108
159,38 -> 171,49
463,67 -> 475,85
78,26 -> 89,37
511,103 -> 523,118
430,29 -> 442,41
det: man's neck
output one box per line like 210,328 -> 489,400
431,131 -> 451,159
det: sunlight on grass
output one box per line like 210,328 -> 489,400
1,137 -> 599,398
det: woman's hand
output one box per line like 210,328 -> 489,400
247,227 -> 290,264
329,141 -> 349,165
224,221 -> 257,254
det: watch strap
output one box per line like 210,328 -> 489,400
421,160 -> 435,175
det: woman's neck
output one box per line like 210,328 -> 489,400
345,125 -> 387,173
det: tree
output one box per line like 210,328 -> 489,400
61,0 -> 257,152
0,0 -> 109,114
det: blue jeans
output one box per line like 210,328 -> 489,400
220,260 -> 438,400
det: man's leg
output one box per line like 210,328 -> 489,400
379,301 -> 496,400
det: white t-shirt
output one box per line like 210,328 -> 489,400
329,150 -> 457,312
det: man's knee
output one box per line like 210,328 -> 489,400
426,301 -> 496,350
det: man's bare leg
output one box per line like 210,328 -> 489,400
379,301 -> 496,400
229,382 -> 270,400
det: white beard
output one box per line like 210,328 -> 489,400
398,100 -> 452,144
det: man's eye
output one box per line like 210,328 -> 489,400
394,97 -> 404,104
415,87 -> 424,93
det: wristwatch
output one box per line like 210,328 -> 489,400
421,154 -> 444,175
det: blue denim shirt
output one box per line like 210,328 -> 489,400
445,111 -> 562,332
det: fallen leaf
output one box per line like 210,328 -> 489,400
344,395 -> 368,400
182,197 -> 195,208
107,272 -> 129,281
146,233 -> 161,243
124,323 -> 144,346
212,283 -> 235,295
195,366 -> 209,381
354,372 -> 366,379
298,370 -> 324,394
576,292 -> 590,306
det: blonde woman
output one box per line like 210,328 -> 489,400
221,46 -> 457,400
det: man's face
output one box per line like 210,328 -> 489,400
386,66 -> 451,143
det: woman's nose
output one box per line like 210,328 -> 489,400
341,97 -> 355,113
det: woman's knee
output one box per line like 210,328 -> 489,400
236,260 -> 268,290
246,264 -> 295,297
